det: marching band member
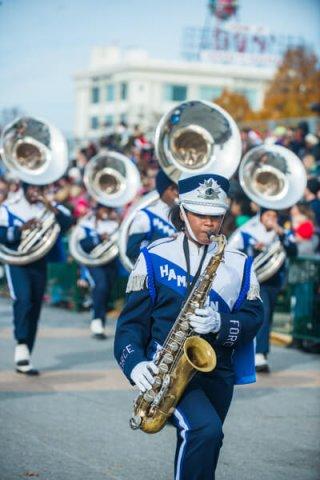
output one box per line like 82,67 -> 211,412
228,207 -> 297,372
114,173 -> 263,480
0,182 -> 72,375
78,204 -> 119,339
126,169 -> 178,263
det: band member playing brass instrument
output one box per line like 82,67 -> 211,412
229,145 -> 306,373
126,169 -> 178,265
114,172 -> 263,480
69,149 -> 141,337
76,203 -> 120,338
0,116 -> 71,375
0,182 -> 72,374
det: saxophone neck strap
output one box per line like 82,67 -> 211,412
183,235 -> 208,295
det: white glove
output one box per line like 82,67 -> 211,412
189,306 -> 221,335
130,361 -> 159,392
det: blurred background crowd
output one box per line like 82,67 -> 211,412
1,119 -> 320,256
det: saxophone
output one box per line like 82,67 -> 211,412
130,234 -> 227,434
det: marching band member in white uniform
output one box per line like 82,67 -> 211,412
228,207 -> 297,372
0,182 -> 72,374
78,204 -> 119,339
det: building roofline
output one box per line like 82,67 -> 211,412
74,58 -> 274,81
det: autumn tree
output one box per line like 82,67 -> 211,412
214,89 -> 255,122
258,46 -> 320,120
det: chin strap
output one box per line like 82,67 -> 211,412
180,204 -> 198,242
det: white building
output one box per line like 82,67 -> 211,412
74,46 -> 274,140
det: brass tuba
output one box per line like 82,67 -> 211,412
118,100 -> 242,271
0,117 -> 69,265
68,151 -> 141,266
239,144 -> 307,282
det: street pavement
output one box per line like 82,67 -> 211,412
0,296 -> 319,480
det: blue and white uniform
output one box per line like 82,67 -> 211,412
228,214 -> 296,355
0,194 -> 72,353
126,198 -> 176,263
78,214 -> 118,324
115,233 -> 263,480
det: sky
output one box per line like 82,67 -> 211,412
0,0 -> 319,135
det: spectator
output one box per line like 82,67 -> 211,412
304,133 -> 320,162
302,154 -> 320,178
230,193 -> 255,227
304,178 -> 320,227
290,203 -> 318,255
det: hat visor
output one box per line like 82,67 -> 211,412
181,202 -> 227,216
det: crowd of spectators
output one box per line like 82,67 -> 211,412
1,119 -> 320,254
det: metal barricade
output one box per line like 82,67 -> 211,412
288,255 -> 320,343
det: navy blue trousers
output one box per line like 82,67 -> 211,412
256,285 -> 279,355
170,358 -> 234,480
87,262 -> 116,324
5,263 -> 47,353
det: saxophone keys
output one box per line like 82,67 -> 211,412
180,322 -> 189,331
175,331 -> 187,342
159,362 -> 169,374
153,376 -> 162,387
130,415 -> 142,430
163,353 -> 174,364
143,390 -> 156,402
168,341 -> 179,351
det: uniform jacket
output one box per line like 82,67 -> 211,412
126,198 -> 176,262
78,214 -> 119,254
228,215 -> 297,287
114,232 -> 264,385
0,193 -> 72,263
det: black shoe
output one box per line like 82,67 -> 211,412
16,366 -> 40,376
255,364 -> 270,373
92,333 -> 107,340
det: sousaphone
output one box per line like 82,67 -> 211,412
118,100 -> 242,271
239,144 -> 307,282
68,150 -> 141,266
0,116 -> 69,265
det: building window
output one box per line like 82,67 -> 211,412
120,113 -> 127,124
105,115 -> 114,126
91,86 -> 100,104
199,86 -> 223,101
90,116 -> 99,129
235,88 -> 258,109
106,84 -> 115,102
164,84 -> 187,102
120,82 -> 128,100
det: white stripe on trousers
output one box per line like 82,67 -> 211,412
4,264 -> 16,300
173,408 -> 189,480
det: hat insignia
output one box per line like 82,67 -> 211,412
197,179 -> 221,200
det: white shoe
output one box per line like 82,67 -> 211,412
255,353 -> 270,373
15,344 -> 30,364
14,344 -> 39,375
90,319 -> 106,338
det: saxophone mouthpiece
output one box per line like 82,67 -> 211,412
207,231 -> 215,242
